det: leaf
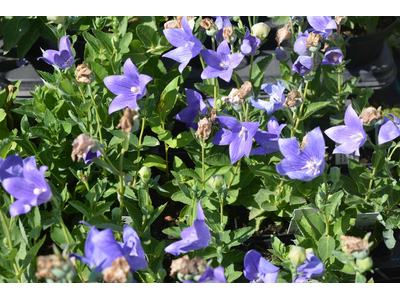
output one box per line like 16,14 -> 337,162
159,76 -> 180,119
92,29 -> 114,55
142,136 -> 160,147
143,155 -> 166,171
143,203 -> 167,233
383,229 -> 396,249
20,236 -> 46,272
301,101 -> 331,120
251,54 -> 275,97
318,235 -> 335,262
325,191 -> 344,218
136,25 -> 158,48
92,157 -> 119,175
0,265 -> 15,279
0,109 -> 6,122
3,17 -> 30,52
162,227 -> 182,239
90,61 -> 108,82
205,154 -> 231,166
69,201 -> 90,219
228,227 -> 255,248
178,169 -> 201,181
355,273 -> 366,283
171,191 -> 192,205
301,210 -> 325,241
348,159 -> 370,194
17,26 -> 41,59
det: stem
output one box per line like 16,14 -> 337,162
248,16 -> 253,29
190,197 -> 196,226
289,17 -> 296,45
199,52 -> 211,85
118,138 -> 127,225
133,117 -> 147,187
87,84 -> 103,145
388,144 -> 399,161
233,71 -> 240,88
291,81 -> 310,137
145,185 -> 150,207
249,55 -> 254,83
78,86 -> 92,136
214,78 -> 217,102
100,148 -> 120,175
219,193 -> 224,230
322,172 -> 330,236
201,137 -> 206,190
227,158 -> 241,189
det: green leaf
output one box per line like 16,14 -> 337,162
90,61 -> 108,82
159,76 -> 180,119
318,235 -> 335,262
20,236 -> 46,273
178,169 -> 201,181
162,227 -> 182,239
17,26 -> 41,59
205,154 -> 231,166
143,203 -> 167,233
0,109 -> 6,122
325,191 -> 344,219
251,54 -> 275,97
3,17 -> 30,53
143,155 -> 166,171
301,210 -> 325,241
355,273 -> 366,283
142,136 -> 160,147
69,201 -> 90,219
92,157 -> 119,175
301,101 -> 331,120
171,191 -> 192,205
348,159 -> 370,194
228,227 -> 255,248
92,29 -> 114,55
0,265 -> 15,279
383,229 -> 396,249
136,25 -> 157,48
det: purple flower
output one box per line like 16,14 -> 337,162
244,250 -> 279,283
214,16 -> 233,42
201,41 -> 244,83
84,147 -> 102,164
1,156 -> 51,217
275,47 -> 287,62
165,200 -> 211,255
163,16 -> 203,73
294,31 -> 310,56
251,117 -> 286,155
276,127 -> 325,182
250,80 -> 286,115
184,267 -> 227,283
174,89 -> 213,130
240,29 -> 261,56
378,114 -> 400,145
70,222 -> 147,273
325,105 -> 366,156
104,58 -> 152,114
38,35 -> 74,69
322,47 -> 344,66
292,56 -> 313,76
293,252 -> 325,283
213,116 -> 259,164
307,16 -> 337,38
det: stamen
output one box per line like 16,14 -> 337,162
220,62 -> 226,68
239,126 -> 247,137
131,87 -> 138,93
33,188 -> 43,195
302,158 -> 322,176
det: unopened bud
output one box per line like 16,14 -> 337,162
139,166 -> 151,182
47,16 -> 65,24
275,23 -> 291,47
288,246 -> 307,268
208,174 -> 225,192
359,107 -> 382,125
252,22 -> 271,41
356,257 -> 373,273
284,90 -> 302,108
195,117 -> 212,140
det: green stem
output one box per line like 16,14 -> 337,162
233,71 -> 240,89
322,172 -> 330,236
100,148 -> 120,175
145,185 -> 150,207
248,16 -> 253,29
291,81 -> 309,137
214,78 -> 217,103
201,137 -> 206,190
227,158 -> 241,189
118,138 -> 127,225
219,193 -> 224,230
87,84 -> 103,146
78,86 -> 92,136
289,17 -> 296,45
133,117 -> 147,187
249,55 -> 254,83
388,144 -> 399,161
199,53 -> 211,85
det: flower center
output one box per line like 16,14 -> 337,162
33,188 -> 44,195
131,87 -> 138,93
302,158 -> 322,175
333,55 -> 338,61
219,62 -> 229,70
350,133 -> 363,142
238,126 -> 248,137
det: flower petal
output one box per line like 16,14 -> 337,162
123,58 -> 139,79
108,94 -> 137,114
378,117 -> 400,145
104,75 -> 137,95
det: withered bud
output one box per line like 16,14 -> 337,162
284,90 -> 302,108
335,16 -> 347,26
170,255 -> 207,278
116,108 -> 136,133
211,108 -> 218,123
176,16 -> 195,30
306,32 -> 322,48
200,18 -> 214,30
164,215 -> 175,222
103,257 -> 131,283
35,255 -> 64,280
195,117 -> 212,140
340,235 -> 370,253
237,81 -> 252,99
300,133 -> 308,151
223,26 -> 233,43
222,88 -> 241,106
275,23 -> 291,47
71,134 -> 95,162
164,16 -> 169,21
321,43 -> 330,53
7,85 -> 15,94
359,107 -> 382,124
164,20 -> 180,29
76,63 -> 92,84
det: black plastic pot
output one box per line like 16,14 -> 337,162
345,17 -> 399,69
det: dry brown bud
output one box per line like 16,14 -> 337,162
222,88 -> 241,106
284,90 -> 302,108
223,26 -> 233,43
335,16 -> 346,26
35,255 -> 64,280
176,16 -> 195,30
128,17 -> 141,24
321,43 -> 330,52
300,133 -> 308,151
359,107 -> 382,124
103,257 -> 131,283
164,216 -> 175,222
275,23 -> 291,47
71,134 -> 95,162
306,32 -> 322,48
170,255 -> 207,278
7,85 -> 15,94
340,235 -> 370,253
200,18 -> 214,30
237,81 -> 252,99
164,16 -> 169,21
196,117 -> 212,140
164,20 -> 180,29
116,108 -> 136,133
76,63 -> 92,84
211,108 -> 218,123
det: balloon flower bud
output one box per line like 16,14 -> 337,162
356,257 -> 373,273
139,166 -> 151,182
208,174 -> 225,193
252,22 -> 271,41
288,246 -> 307,268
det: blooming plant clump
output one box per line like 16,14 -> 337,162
0,15 -> 397,284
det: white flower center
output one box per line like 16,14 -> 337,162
350,133 -> 363,142
219,62 -> 229,69
239,126 -> 247,137
302,158 -> 322,176
333,55 -> 338,61
33,188 -> 44,195
131,87 -> 138,93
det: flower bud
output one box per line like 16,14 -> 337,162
232,16 -> 241,22
200,18 -> 214,30
139,166 -> 151,182
288,246 -> 307,268
252,22 -> 271,41
208,174 -> 225,192
335,16 -> 347,26
223,27 -> 233,43
116,108 -> 137,133
284,90 -> 302,108
275,23 -> 291,47
124,173 -> 133,186
356,257 -> 373,273
359,107 -> 382,125
275,47 -> 287,62
103,257 -> 130,283
47,16 -> 65,24
195,117 -> 212,140
306,32 -> 322,52
76,63 -> 92,84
